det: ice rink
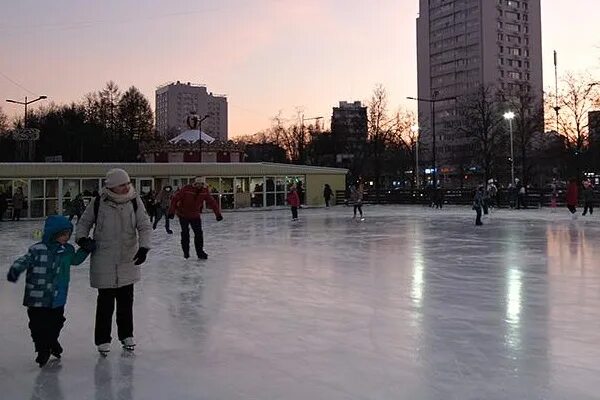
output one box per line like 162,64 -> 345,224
1,205 -> 600,399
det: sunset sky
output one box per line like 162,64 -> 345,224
1,0 -> 599,137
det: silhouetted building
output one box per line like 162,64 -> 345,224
331,101 -> 367,171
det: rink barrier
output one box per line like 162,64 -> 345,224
338,188 -> 592,209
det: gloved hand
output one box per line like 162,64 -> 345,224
133,247 -> 149,265
7,269 -> 19,283
216,214 -> 223,222
77,237 -> 97,253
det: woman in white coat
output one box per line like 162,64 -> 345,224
76,168 -> 152,355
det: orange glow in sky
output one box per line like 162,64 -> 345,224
1,0 -> 598,137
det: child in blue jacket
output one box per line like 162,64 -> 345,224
7,215 -> 95,367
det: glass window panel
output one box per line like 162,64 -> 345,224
46,179 -> 58,198
45,200 -> 58,216
221,194 -> 234,210
275,177 -> 286,192
0,180 -> 13,196
206,177 -> 220,193
276,193 -> 286,206
82,179 -> 99,197
265,177 -> 275,192
221,178 -> 234,194
30,200 -> 44,218
31,180 -> 44,199
235,177 -> 250,193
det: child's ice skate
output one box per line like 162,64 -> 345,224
121,337 -> 136,352
97,343 -> 110,357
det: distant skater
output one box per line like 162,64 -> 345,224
566,178 -> 579,220
473,185 -> 484,226
287,184 -> 300,221
351,184 -> 364,220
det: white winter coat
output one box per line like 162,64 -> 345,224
76,191 -> 152,289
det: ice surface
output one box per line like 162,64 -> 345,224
1,205 -> 600,399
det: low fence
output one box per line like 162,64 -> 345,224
336,188 -> 587,209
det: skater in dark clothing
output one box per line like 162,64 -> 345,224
323,184 -> 333,207
566,178 -> 579,219
169,177 -> 223,260
12,187 -> 25,221
296,181 -> 305,207
0,188 -> 7,221
154,185 -> 174,233
287,185 -> 300,220
7,215 -> 94,367
67,193 -> 85,222
473,186 -> 485,226
582,180 -> 594,216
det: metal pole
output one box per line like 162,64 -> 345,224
199,118 -> 202,162
24,96 -> 28,128
509,118 -> 515,185
415,132 -> 419,188
431,100 -> 436,189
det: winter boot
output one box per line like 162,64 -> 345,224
121,337 -> 136,351
198,251 -> 208,260
36,350 -> 51,367
97,343 -> 111,357
166,228 -> 173,234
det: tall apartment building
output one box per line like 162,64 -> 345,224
331,101 -> 368,172
155,81 -> 228,141
416,0 -> 543,182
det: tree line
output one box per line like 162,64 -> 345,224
0,81 -> 153,162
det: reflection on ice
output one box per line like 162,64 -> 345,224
1,206 -> 600,399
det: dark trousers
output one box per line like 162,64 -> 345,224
28,307 -> 65,353
568,205 -> 577,214
179,217 -> 203,257
154,207 -> 171,230
583,203 -> 594,215
483,200 -> 489,215
325,198 -> 331,207
0,206 -> 5,221
354,203 -> 363,217
95,284 -> 134,345
475,207 -> 483,225
12,208 -> 22,221
291,206 -> 298,219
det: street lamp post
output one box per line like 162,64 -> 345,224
6,95 -> 47,128
504,111 -> 516,185
198,114 -> 210,162
407,92 -> 455,189
412,124 -> 420,188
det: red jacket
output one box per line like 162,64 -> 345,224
169,185 -> 221,219
287,190 -> 300,207
566,182 -> 579,206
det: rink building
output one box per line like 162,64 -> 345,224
0,163 -> 347,219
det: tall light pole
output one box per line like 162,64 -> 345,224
6,95 -> 47,128
198,114 -> 210,162
504,111 -> 516,185
407,92 -> 455,188
412,124 -> 420,188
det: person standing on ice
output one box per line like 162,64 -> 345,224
350,183 -> 364,220
287,184 -> 300,221
566,178 -> 579,219
550,178 -> 559,210
12,187 -> 25,221
323,184 -> 333,208
0,188 -> 7,221
168,177 -> 223,260
7,215 -> 95,367
582,180 -> 594,216
76,168 -> 152,356
153,185 -> 174,234
473,185 -> 485,226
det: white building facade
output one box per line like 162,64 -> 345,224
155,81 -> 228,141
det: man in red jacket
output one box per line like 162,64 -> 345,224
169,177 -> 223,259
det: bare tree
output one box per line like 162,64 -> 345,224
455,85 -> 506,184
0,106 -> 8,135
505,89 -> 544,185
